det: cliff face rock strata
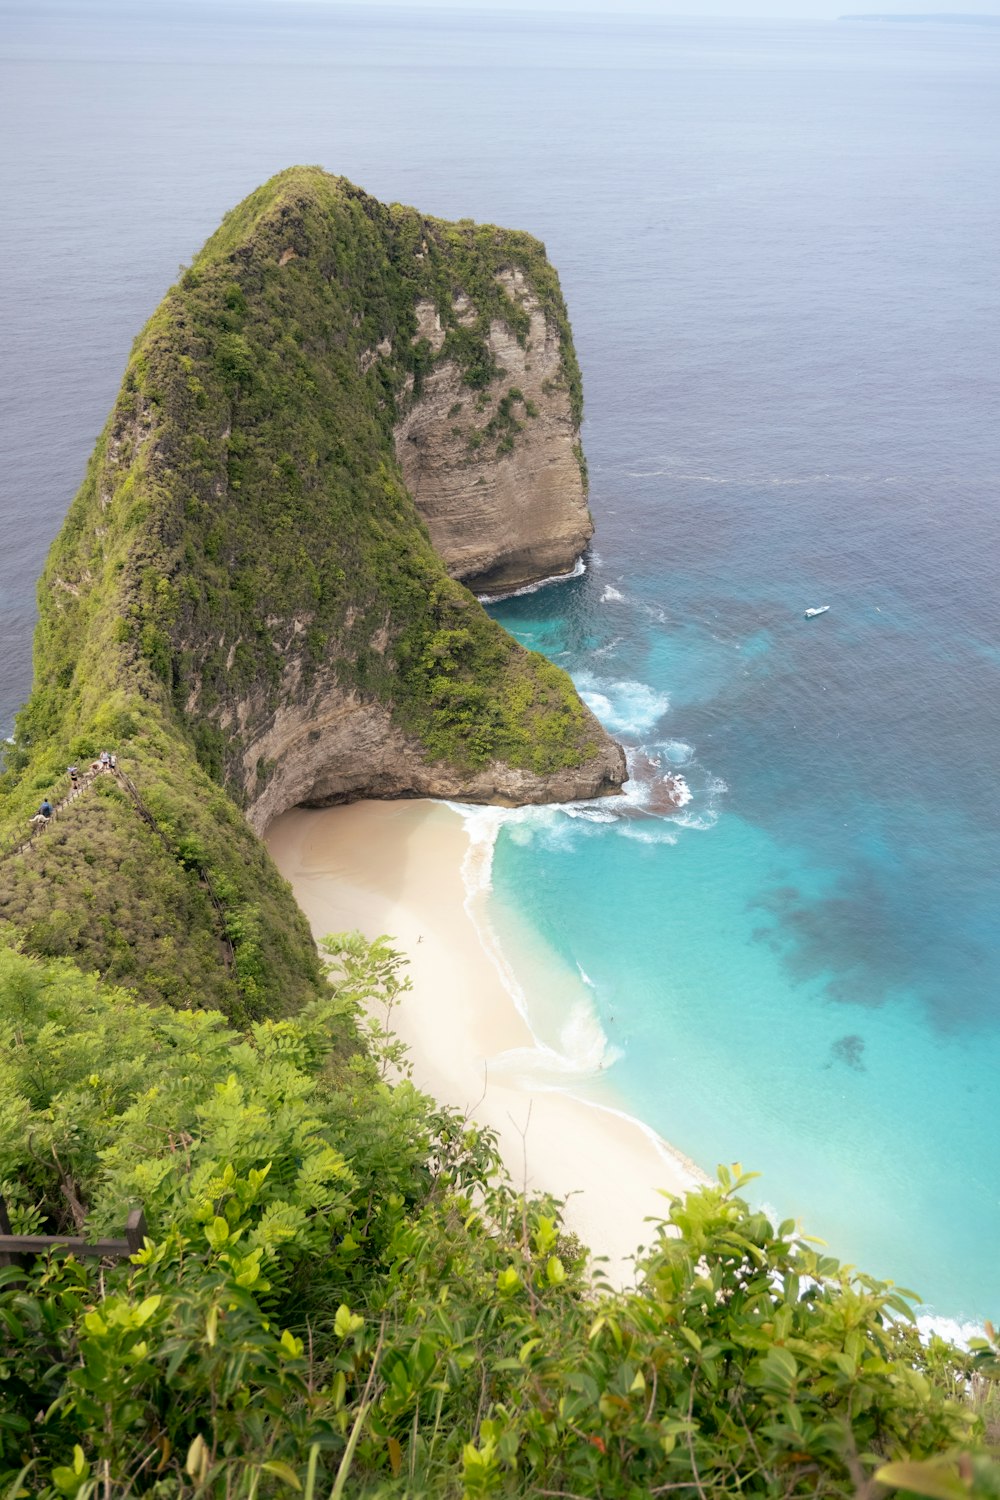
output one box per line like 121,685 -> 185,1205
0,168 -> 624,1016
394,272 -> 593,594
243,686 -> 624,837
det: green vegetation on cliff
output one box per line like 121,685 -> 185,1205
3,171 -> 992,1497
0,168 -> 603,1013
19,166 -> 591,787
2,942 -> 997,1498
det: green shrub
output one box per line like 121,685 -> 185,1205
0,942 -> 996,1498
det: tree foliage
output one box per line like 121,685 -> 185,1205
1,941 -> 996,1498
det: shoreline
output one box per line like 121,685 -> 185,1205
266,797 -> 707,1281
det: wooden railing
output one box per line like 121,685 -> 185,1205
2,765 -> 102,860
0,1194 -> 146,1269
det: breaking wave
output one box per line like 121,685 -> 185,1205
450,803 -> 623,1079
574,671 -> 671,737
477,556 -> 586,603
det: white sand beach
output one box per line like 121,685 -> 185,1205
266,799 -> 707,1281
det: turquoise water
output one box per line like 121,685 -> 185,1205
2,3 -> 998,1322
489,511 -> 1000,1323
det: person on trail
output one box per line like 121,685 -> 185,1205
37,799 -> 52,820
99,749 -> 111,769
68,764 -> 79,788
109,753 -> 117,770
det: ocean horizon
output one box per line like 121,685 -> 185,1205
2,1 -> 998,1324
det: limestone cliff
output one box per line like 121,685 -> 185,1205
0,168 -> 624,1017
394,271 -> 592,595
245,689 -> 621,838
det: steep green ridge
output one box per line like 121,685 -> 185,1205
0,168 -> 614,1016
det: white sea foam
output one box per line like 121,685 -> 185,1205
621,464 -> 906,489
440,720 -> 723,1087
448,801 -> 622,1080
600,584 -> 626,603
624,743 -> 697,803
916,1313 -> 987,1350
624,767 -> 692,815
641,769 -> 726,833
574,671 -> 670,737
559,1002 -> 625,1074
452,803 -> 507,897
477,555 -> 585,604
622,751 -> 654,804
619,824 -> 679,846
503,803 -> 603,850
661,739 -> 695,765
621,470 -> 731,485
670,777 -> 693,808
672,808 -> 719,832
562,803 -> 619,825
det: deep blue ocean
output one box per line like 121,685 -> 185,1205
2,1 -> 998,1323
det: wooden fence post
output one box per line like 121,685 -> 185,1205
125,1207 -> 148,1253
0,1195 -> 27,1270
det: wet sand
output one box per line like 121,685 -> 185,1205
266,798 -> 706,1281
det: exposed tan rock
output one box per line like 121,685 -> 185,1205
243,672 -> 626,836
452,292 -> 478,327
394,272 -> 593,595
359,336 -> 392,375
413,299 -> 446,353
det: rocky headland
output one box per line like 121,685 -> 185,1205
0,167 -> 624,1016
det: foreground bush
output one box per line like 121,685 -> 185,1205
0,942 -> 997,1497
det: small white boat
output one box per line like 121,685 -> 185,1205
804,605 -> 830,619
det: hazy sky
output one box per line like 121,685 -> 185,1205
190,0 -> 1000,16
265,0 -> 1000,14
